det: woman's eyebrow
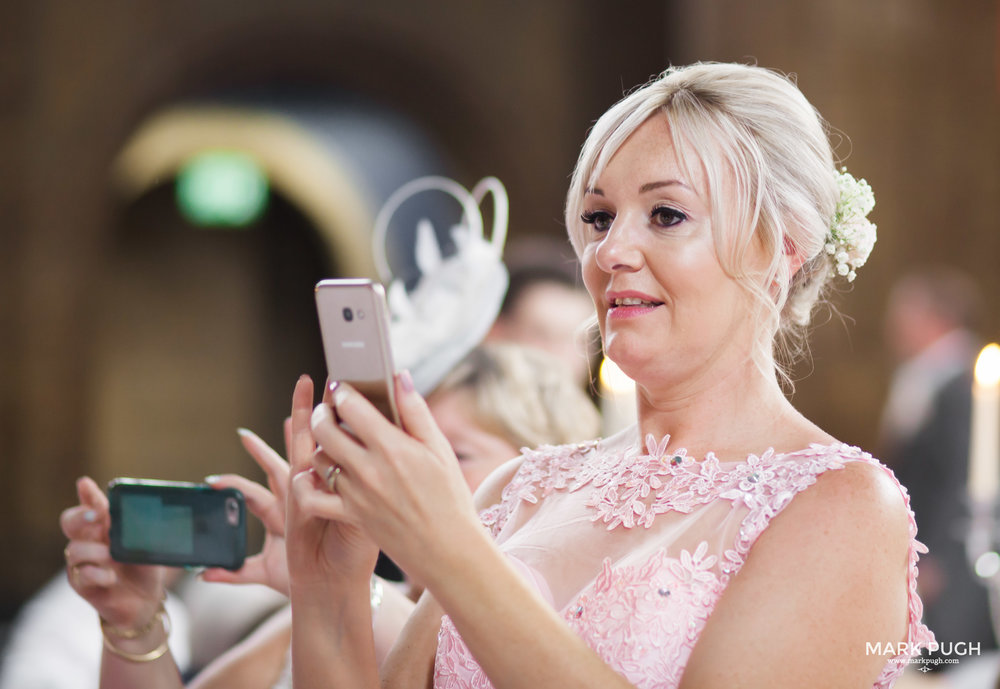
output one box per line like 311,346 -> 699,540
639,179 -> 690,193
585,180 -> 691,197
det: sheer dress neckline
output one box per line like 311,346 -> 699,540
599,428 -> 840,466
436,437 -> 935,689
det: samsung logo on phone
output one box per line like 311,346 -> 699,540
341,341 -> 365,348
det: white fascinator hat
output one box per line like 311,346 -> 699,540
372,176 -> 509,395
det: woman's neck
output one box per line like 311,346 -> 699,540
631,364 -> 823,462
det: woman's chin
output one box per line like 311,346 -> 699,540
603,348 -> 652,384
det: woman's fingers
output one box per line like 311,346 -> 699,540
207,473 -> 285,537
288,376 -> 317,475
64,540 -> 111,565
77,475 -> 109,512
321,377 -> 335,405
392,371 -> 453,460
59,504 -> 101,541
237,427 -> 290,501
309,401 -> 370,478
69,561 -> 117,588
326,374 -> 451,465
60,477 -> 110,542
291,469 -> 356,524
61,477 -> 119,590
64,541 -> 117,588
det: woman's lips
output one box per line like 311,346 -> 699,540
606,293 -> 663,318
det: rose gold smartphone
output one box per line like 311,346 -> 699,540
314,278 -> 400,426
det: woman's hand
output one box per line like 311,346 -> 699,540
60,476 -> 165,630
201,426 -> 293,595
285,375 -> 380,592
300,371 -> 481,589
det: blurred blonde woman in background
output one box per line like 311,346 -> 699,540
429,343 -> 601,492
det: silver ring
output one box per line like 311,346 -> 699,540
324,464 -> 342,493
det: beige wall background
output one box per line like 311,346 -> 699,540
0,0 -> 997,618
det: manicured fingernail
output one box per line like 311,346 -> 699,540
311,404 -> 329,429
332,383 -> 349,407
236,427 -> 252,438
400,370 -> 414,393
204,475 -> 221,484
328,380 -> 340,395
83,510 -> 96,523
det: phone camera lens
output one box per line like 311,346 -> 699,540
342,307 -> 354,322
225,497 -> 240,526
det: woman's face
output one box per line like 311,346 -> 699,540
578,115 -> 758,395
428,389 -> 519,491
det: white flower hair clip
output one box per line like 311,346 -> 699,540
824,168 -> 877,282
372,176 -> 509,395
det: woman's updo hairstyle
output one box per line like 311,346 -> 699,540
565,62 -> 841,382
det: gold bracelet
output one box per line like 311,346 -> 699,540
100,597 -> 166,639
102,635 -> 170,663
101,603 -> 172,663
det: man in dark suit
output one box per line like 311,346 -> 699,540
880,267 -> 994,664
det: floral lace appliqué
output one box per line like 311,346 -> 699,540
457,438 -> 935,689
563,543 -> 725,688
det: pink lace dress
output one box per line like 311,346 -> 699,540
433,433 -> 935,688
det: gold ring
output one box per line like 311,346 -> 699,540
324,464 -> 342,493
70,561 -> 101,587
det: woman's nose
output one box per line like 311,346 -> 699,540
594,217 -> 643,273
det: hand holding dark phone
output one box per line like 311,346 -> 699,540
108,478 -> 247,570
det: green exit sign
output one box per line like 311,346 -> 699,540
176,150 -> 269,227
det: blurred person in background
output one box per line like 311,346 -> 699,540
486,238 -> 597,388
424,342 -> 600,503
879,267 -> 995,667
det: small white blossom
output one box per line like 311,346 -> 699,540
827,169 -> 877,282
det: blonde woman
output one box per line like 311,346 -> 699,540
65,62 -> 934,689
289,62 -> 933,688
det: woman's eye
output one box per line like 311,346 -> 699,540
580,210 -> 614,233
651,206 -> 687,227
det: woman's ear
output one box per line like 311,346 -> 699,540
782,236 -> 807,278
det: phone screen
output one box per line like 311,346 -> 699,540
120,493 -> 194,556
109,479 -> 246,570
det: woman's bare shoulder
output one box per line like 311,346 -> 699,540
799,455 -> 908,537
749,454 -> 912,615
683,456 -> 912,687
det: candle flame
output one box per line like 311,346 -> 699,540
599,357 -> 636,395
975,343 -> 1000,386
